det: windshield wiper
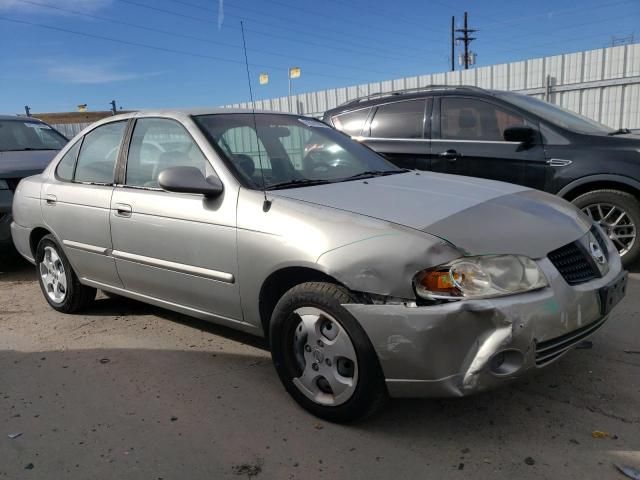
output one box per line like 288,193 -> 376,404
264,178 -> 332,190
339,169 -> 407,182
608,128 -> 631,136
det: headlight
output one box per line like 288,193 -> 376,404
0,180 -> 8,190
414,255 -> 548,300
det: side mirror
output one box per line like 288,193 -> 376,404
503,126 -> 536,144
158,166 -> 223,198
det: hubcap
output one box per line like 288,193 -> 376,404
39,246 -> 67,304
291,307 -> 358,406
582,203 -> 636,257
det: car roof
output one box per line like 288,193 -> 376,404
89,108 -> 300,125
72,108 -> 305,136
324,85 -> 503,116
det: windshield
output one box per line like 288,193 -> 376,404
499,92 -> 612,135
194,113 -> 403,189
0,120 -> 68,152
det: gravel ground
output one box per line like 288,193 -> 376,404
1,252 -> 639,479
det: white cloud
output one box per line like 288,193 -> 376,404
0,0 -> 111,13
45,60 -> 161,85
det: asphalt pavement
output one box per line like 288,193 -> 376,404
1,252 -> 639,479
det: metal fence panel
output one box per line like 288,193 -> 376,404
57,44 -> 640,137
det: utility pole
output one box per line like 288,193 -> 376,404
110,100 -> 117,115
24,105 -> 31,117
450,16 -> 455,72
455,11 -> 477,69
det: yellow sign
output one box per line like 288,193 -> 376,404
289,67 -> 301,79
77,104 -> 87,112
259,73 -> 269,85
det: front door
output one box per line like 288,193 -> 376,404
430,96 -> 547,189
109,117 -> 243,322
41,121 -> 127,287
362,98 -> 432,170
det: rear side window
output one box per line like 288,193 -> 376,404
369,100 -> 426,139
74,121 -> 126,184
331,108 -> 370,136
441,97 -> 527,141
55,140 -> 81,181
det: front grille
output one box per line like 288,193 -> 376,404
548,240 -> 599,285
535,316 -> 608,366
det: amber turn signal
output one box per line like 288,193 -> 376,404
415,270 -> 461,297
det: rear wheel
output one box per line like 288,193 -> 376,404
572,189 -> 640,267
36,234 -> 96,313
270,282 -> 387,423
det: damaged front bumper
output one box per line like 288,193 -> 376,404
343,255 -> 626,398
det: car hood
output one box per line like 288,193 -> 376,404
0,149 -> 59,178
272,172 -> 591,258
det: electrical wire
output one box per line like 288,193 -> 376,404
0,15 -> 364,82
12,0 -> 414,77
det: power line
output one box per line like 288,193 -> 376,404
116,0 -> 433,64
475,0 -> 635,30
119,0 -> 435,62
228,0 -> 434,44
481,12 -> 636,52
12,0 -> 409,77
164,0 -> 443,56
0,15 -> 362,83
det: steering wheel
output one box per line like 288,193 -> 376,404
302,151 -> 331,178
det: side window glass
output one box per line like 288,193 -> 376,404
441,98 -> 527,141
126,118 -> 211,188
369,100 -> 425,139
75,122 -> 126,184
55,140 -> 81,181
332,108 -> 370,136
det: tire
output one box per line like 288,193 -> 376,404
572,189 -> 640,267
270,282 -> 387,423
36,234 -> 96,313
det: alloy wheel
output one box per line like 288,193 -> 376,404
39,246 -> 67,304
582,203 -> 636,257
291,307 -> 359,406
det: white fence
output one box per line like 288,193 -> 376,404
225,44 -> 640,129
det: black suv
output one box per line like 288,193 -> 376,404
323,85 -> 640,266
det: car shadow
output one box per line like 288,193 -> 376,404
0,250 -> 34,282
89,294 -> 270,352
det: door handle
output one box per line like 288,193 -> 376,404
114,203 -> 132,218
45,194 -> 57,206
438,149 -> 461,161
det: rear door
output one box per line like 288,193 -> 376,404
431,96 -> 547,189
41,121 -> 127,287
360,98 -> 431,170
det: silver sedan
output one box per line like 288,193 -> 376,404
11,109 -> 627,422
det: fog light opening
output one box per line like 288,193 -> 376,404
489,349 -> 524,376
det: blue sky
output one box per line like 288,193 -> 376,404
0,0 -> 638,113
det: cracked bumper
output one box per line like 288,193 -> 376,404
343,255 -> 625,398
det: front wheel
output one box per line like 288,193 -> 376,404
270,282 -> 387,423
572,189 -> 640,267
36,234 -> 96,313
